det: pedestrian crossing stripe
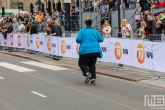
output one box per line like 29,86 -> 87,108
21,61 -> 69,71
0,62 -> 36,72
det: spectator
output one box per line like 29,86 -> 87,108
102,20 -> 111,37
51,20 -> 62,37
135,2 -> 141,29
106,1 -> 110,12
145,14 -> 152,36
75,7 -> 79,30
35,11 -> 43,29
59,11 -> 64,26
18,21 -> 25,33
71,6 -> 76,31
12,18 -> 19,33
3,24 -> 13,39
110,1 -> 118,11
24,18 -> 29,33
138,21 -> 146,39
93,0 -> 99,11
0,17 -> 3,22
27,22 -> 38,34
121,19 -> 133,38
152,0 -> 165,8
127,0 -> 136,9
46,23 -> 53,35
159,11 -> 165,20
100,1 -> 107,16
52,13 -> 57,20
144,13 -> 165,40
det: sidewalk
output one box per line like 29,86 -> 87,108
0,50 -> 165,89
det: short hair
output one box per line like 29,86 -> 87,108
85,18 -> 92,26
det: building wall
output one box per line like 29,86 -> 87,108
0,0 -> 84,12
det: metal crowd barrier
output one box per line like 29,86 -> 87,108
0,34 -> 165,81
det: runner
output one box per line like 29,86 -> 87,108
76,18 -> 104,85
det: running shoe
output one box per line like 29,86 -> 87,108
91,80 -> 96,85
85,72 -> 92,84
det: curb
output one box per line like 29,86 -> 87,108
0,52 -> 138,82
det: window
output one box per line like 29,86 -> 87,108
18,2 -> 23,11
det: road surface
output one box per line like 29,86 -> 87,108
0,53 -> 164,110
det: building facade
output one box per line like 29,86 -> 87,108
0,0 -> 92,12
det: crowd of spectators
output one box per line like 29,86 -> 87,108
94,0 -> 165,39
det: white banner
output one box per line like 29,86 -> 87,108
152,42 -> 165,72
112,38 -> 132,66
59,38 -> 73,57
98,38 -> 112,62
43,36 -> 59,55
132,40 -> 152,70
72,38 -> 79,58
30,34 -> 44,52
13,34 -> 25,48
1,33 -> 165,73
0,34 -> 8,47
25,34 -> 32,50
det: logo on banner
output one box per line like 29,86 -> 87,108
61,40 -> 66,54
27,36 -> 30,47
10,35 -> 13,45
114,42 -> 122,60
137,44 -> 145,64
47,38 -> 52,51
4,38 -> 7,45
36,37 -> 40,49
18,35 -> 21,46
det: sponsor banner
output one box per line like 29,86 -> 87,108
132,40 -> 152,70
0,34 -> 8,46
43,36 -> 59,56
98,38 -> 113,62
26,34 -> 33,50
8,34 -> 14,47
59,38 -> 73,57
13,34 -> 25,48
152,42 -> 165,72
112,38 -> 132,66
31,34 -> 44,52
72,38 -> 79,58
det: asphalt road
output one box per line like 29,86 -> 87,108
0,53 -> 165,110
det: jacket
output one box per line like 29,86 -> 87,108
27,26 -> 38,34
155,2 -> 165,8
51,27 -> 62,37
76,27 -> 104,58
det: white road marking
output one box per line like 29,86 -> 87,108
31,91 -> 47,98
0,76 -> 4,79
0,62 -> 36,72
21,61 -> 68,71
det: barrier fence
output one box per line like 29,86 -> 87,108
0,33 -> 165,74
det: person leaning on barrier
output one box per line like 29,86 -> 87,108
27,22 -> 38,34
51,20 -> 62,60
51,20 -> 62,37
2,24 -> 13,39
121,19 -> 133,38
76,18 -> 104,85
101,20 -> 111,37
8,18 -> 19,52
144,13 -> 165,41
138,21 -> 146,39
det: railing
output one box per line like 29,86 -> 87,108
83,6 -> 94,12
92,11 -> 111,30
